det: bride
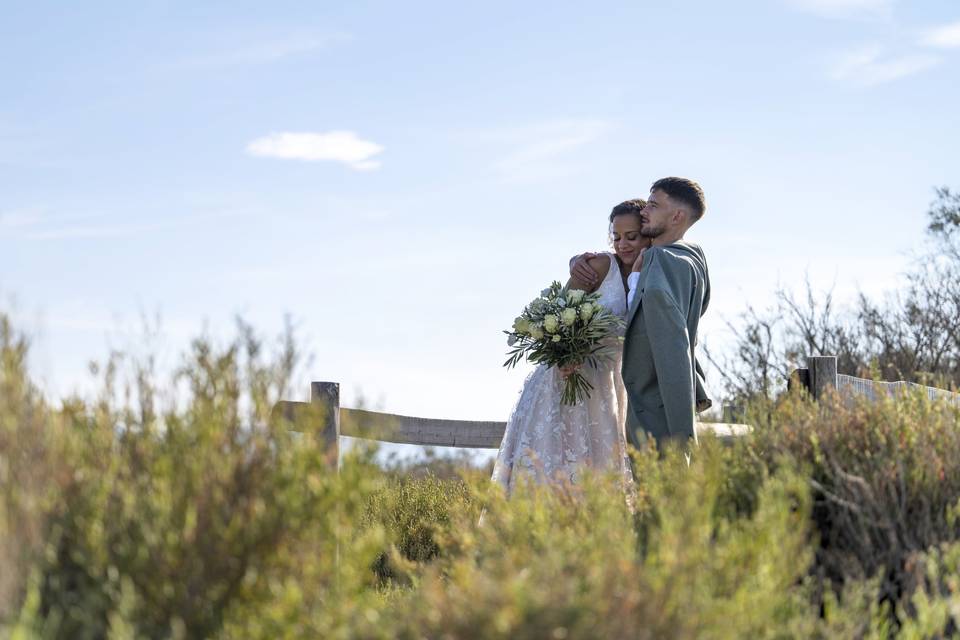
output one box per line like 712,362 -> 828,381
491,199 -> 649,493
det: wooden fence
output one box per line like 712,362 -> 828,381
273,356 -> 960,467
274,386 -> 753,469
794,355 -> 960,406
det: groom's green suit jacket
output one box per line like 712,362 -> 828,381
622,241 -> 710,449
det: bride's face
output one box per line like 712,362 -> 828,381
610,214 -> 650,266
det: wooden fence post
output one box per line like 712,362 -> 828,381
310,381 -> 341,580
722,403 -> 745,423
311,381 -> 340,468
788,368 -> 810,395
807,356 -> 838,401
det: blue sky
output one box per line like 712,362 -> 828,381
3,1 -> 959,449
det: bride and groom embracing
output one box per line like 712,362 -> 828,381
491,177 -> 711,494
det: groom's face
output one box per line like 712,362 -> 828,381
639,189 -> 671,238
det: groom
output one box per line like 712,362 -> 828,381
573,177 -> 711,450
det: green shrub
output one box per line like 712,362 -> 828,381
1,317 -> 379,639
7,308 -> 960,638
0,316 -> 61,624
369,440 -> 817,640
750,389 -> 960,628
893,540 -> 960,638
360,473 -> 480,583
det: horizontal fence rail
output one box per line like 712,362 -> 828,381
273,381 -> 752,467
274,401 -> 751,451
341,409 -> 750,449
273,355 -> 960,468
795,356 -> 960,406
342,408 -> 506,449
837,374 -> 960,407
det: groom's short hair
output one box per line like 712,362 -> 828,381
609,198 -> 647,222
651,177 -> 706,222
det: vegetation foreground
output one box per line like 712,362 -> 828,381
3,315 -> 960,639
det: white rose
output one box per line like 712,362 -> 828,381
529,325 -> 545,340
543,314 -> 560,333
567,289 -> 585,304
552,334 -> 561,342
513,317 -> 530,335
561,308 -> 577,326
580,303 -> 595,321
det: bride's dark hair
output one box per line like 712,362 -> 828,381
608,199 -> 648,249
608,198 -> 646,223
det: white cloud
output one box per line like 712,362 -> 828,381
830,45 -> 941,86
920,21 -> 960,49
246,131 -> 384,171
487,119 -> 613,183
788,0 -> 894,18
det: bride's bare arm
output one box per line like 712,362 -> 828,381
566,255 -> 610,293
569,252 -> 603,287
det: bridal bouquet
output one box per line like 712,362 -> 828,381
504,281 -> 624,405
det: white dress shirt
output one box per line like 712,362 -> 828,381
626,271 -> 642,308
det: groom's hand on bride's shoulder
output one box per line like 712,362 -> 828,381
570,252 -> 600,286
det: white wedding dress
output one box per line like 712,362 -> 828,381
491,253 -> 634,493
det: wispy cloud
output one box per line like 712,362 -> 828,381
0,207 -> 144,240
0,206 -> 233,241
179,31 -> 351,69
787,0 -> 894,19
0,207 -> 45,230
920,21 -> 960,49
830,45 -> 941,86
246,131 -> 385,171
23,224 -> 163,240
482,119 -> 613,184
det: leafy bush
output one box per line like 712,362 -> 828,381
5,310 -> 960,639
377,440 -> 819,639
750,389 -> 960,629
0,316 -> 60,623
1,316 -> 378,638
360,473 -> 480,582
893,540 -> 960,638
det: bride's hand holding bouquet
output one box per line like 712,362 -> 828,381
503,281 -> 624,405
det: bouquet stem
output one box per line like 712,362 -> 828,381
561,371 -> 594,406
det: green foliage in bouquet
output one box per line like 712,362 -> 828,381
503,281 -> 624,405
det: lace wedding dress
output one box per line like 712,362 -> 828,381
491,253 -> 634,493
